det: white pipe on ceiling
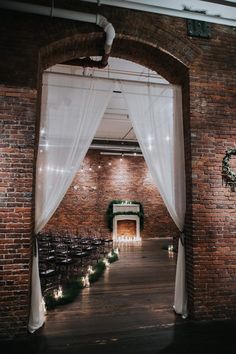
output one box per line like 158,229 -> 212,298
90,143 -> 141,152
0,0 -> 115,54
81,0 -> 236,27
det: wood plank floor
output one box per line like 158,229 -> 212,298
42,238 -> 178,339
2,238 -> 236,353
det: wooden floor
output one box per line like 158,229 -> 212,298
43,238 -> 178,338
2,239 -> 236,353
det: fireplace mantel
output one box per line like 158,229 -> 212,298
112,203 -> 141,243
113,203 -> 140,213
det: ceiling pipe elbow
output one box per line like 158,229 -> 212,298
0,0 -> 116,66
96,14 -> 116,54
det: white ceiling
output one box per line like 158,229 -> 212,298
46,1 -> 236,144
49,58 -> 169,143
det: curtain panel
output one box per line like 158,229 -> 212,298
121,82 -> 187,317
28,73 -> 114,333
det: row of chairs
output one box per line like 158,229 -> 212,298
38,233 -> 113,294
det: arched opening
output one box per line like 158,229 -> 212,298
1,2 -> 236,342
31,32 -> 192,334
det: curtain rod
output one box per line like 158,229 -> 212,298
44,70 -> 172,88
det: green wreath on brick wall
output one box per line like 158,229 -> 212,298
222,148 -> 236,191
106,200 -> 144,232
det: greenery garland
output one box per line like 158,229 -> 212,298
106,200 -> 144,231
44,250 -> 119,310
222,148 -> 236,191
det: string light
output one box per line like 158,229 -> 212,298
165,136 -> 170,142
83,153 -> 144,171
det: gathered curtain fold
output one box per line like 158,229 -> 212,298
28,73 -> 114,333
121,81 -> 187,317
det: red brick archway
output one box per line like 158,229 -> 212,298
38,31 -> 194,317
1,4 -> 235,339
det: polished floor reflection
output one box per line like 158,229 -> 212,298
42,238 -> 178,339
3,239 -> 236,353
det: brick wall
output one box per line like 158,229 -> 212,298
187,34 -> 236,318
0,0 -> 236,337
44,150 -> 178,239
0,86 -> 37,338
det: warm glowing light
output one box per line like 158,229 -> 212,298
98,165 -> 101,169
42,297 -> 46,312
53,285 -> 63,300
82,275 -> 90,287
87,265 -> 95,275
113,248 -> 119,256
168,245 -> 174,258
108,162 -> 112,166
89,167 -> 92,171
115,235 -> 141,243
103,258 -> 110,267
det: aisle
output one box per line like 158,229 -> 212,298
4,239 -> 236,354
1,240 -> 236,354
40,238 -> 178,350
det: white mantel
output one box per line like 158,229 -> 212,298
112,203 -> 141,243
113,203 -> 140,213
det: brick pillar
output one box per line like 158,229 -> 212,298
0,86 -> 37,338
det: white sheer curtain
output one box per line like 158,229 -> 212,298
35,73 -> 115,233
121,82 -> 187,317
28,73 -> 114,333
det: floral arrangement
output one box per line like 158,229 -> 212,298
44,250 -> 119,310
106,200 -> 144,231
222,148 -> 236,191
